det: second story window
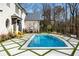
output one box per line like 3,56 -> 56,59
15,5 -> 19,14
6,3 -> 10,8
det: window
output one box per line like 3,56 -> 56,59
6,19 -> 10,28
15,5 -> 19,14
0,10 -> 3,12
12,18 -> 17,24
6,3 -> 10,8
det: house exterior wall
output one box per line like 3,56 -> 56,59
0,3 -> 26,35
21,12 -> 26,30
24,21 -> 40,32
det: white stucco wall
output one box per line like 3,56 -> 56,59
22,12 -> 26,30
0,3 -> 14,35
0,3 -> 26,35
25,21 -> 40,32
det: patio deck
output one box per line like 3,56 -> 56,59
0,33 -> 79,56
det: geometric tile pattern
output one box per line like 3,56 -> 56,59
0,34 -> 79,56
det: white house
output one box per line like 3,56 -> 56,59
25,20 -> 40,32
0,3 -> 27,35
24,12 -> 41,33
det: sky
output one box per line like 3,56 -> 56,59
21,3 -> 67,13
21,3 -> 43,20
21,3 -> 43,13
20,3 -> 71,20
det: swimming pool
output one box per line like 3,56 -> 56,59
21,34 -> 73,49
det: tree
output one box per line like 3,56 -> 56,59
68,3 -> 78,34
41,3 -> 52,32
63,4 -> 68,34
68,3 -> 79,38
53,5 -> 65,33
74,4 -> 78,38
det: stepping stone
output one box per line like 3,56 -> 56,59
63,37 -> 70,40
21,36 -> 31,40
0,46 -> 4,52
0,51 -> 8,56
2,40 -> 14,45
11,40 -> 24,44
18,41 -> 25,45
69,42 -> 78,45
73,45 -> 79,49
74,50 -> 79,56
4,44 -> 19,49
15,51 -> 38,56
45,50 -> 68,56
11,39 -> 24,42
72,44 -> 77,47
69,38 -> 79,42
57,50 -> 73,55
31,50 -> 51,55
8,47 -> 25,55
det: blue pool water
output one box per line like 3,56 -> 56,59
28,35 -> 67,47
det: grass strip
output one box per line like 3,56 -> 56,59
11,40 -> 22,46
29,49 -> 53,56
71,42 -> 79,56
66,40 -> 74,47
54,49 -> 70,56
29,49 -> 42,56
0,46 -> 19,52
18,35 -> 33,50
41,49 -> 53,56
12,50 -> 28,56
1,43 -> 11,56
18,40 -> 28,50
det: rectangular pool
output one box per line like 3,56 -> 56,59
21,34 -> 73,49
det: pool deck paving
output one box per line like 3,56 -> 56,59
0,33 -> 79,56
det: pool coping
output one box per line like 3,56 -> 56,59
20,34 -> 74,50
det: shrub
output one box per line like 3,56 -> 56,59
23,29 -> 28,33
18,31 -> 23,35
15,31 -> 23,38
8,32 -> 16,38
0,31 -> 24,43
0,34 -> 9,42
47,25 -> 52,32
